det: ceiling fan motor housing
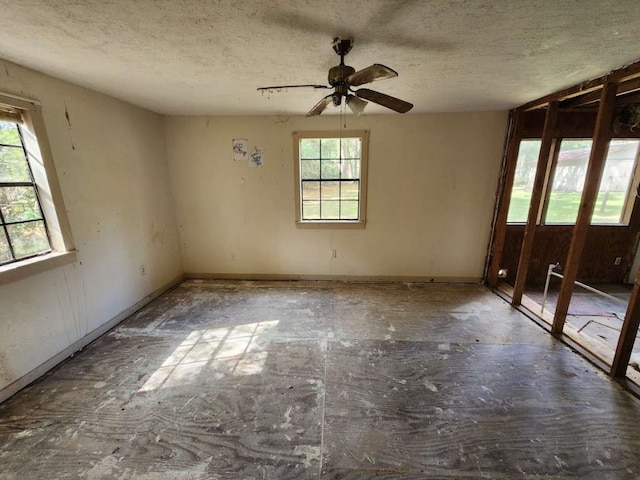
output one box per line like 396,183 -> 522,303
329,64 -> 355,106
328,65 -> 355,86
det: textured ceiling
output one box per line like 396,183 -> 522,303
1,0 -> 640,115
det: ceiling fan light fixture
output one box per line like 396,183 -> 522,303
346,94 -> 367,116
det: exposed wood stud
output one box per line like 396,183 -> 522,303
512,102 -> 559,306
487,111 -> 524,287
561,77 -> 640,109
552,82 -> 618,334
611,271 -> 640,377
519,59 -> 640,112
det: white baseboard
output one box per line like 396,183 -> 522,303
184,272 -> 482,284
0,275 -> 183,404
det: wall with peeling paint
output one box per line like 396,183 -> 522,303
0,60 -> 182,395
164,113 -> 507,280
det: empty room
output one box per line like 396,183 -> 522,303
3,1 -> 640,478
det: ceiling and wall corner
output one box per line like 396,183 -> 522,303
0,1 -> 638,116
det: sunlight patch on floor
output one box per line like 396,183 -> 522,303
139,320 -> 279,392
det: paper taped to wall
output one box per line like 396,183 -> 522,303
232,139 -> 248,161
250,146 -> 264,168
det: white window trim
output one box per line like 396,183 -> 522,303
0,91 -> 76,285
293,130 -> 369,229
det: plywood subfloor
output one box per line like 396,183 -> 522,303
1,280 -> 640,479
526,284 -> 640,367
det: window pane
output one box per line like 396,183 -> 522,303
341,180 -> 359,200
320,200 -> 339,219
545,140 -> 592,224
0,229 -> 11,263
321,181 -> 340,200
0,122 -> 21,146
507,140 -> 542,223
340,200 -> 359,219
0,145 -> 31,182
301,160 -> 320,179
340,138 -> 361,159
302,181 -> 320,200
342,159 -> 360,179
296,133 -> 366,223
300,139 -> 319,159
321,159 -> 341,179
7,221 -> 50,259
302,201 -> 320,219
592,140 -> 640,224
0,186 -> 44,223
320,139 -> 339,159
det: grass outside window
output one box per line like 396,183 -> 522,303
507,138 -> 640,226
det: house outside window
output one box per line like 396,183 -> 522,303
505,138 -> 640,226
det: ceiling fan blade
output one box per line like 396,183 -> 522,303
355,88 -> 413,113
345,64 -> 398,86
257,84 -> 330,92
306,94 -> 333,117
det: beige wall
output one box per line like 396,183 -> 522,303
0,60 -> 182,395
164,113 -> 507,280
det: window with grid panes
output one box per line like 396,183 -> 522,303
0,119 -> 51,264
294,130 -> 369,226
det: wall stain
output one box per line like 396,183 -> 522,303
0,352 -> 14,383
64,101 -> 76,150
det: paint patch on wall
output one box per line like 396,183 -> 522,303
0,352 -> 13,383
232,138 -> 248,161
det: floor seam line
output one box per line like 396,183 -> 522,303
318,337 -> 328,479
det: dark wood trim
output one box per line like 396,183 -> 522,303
487,111 -> 524,287
512,102 -> 559,305
552,82 -> 618,334
616,89 -> 640,107
561,77 -> 640,109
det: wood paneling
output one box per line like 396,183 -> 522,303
501,223 -> 640,286
523,109 -> 640,139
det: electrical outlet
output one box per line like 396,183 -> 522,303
139,265 -> 146,276
230,252 -> 237,261
614,256 -> 622,266
331,249 -> 337,258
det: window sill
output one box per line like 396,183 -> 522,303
296,221 -> 366,229
0,250 -> 77,286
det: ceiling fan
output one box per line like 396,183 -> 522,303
257,38 -> 413,117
